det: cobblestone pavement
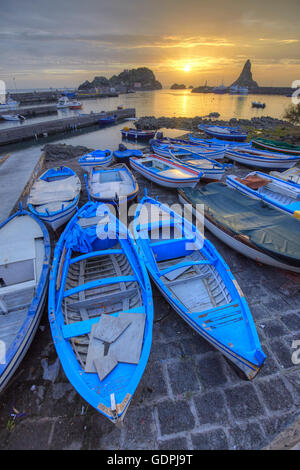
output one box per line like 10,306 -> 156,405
0,150 -> 299,450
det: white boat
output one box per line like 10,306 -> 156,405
78,150 -> 113,172
88,164 -> 138,205
1,114 -> 25,122
0,208 -> 51,392
226,171 -> 300,217
270,167 -> 300,185
225,146 -> 300,169
28,166 -> 81,230
56,97 -> 70,109
0,98 -> 19,111
151,145 -> 227,182
129,154 -> 202,188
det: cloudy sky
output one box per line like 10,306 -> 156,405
1,0 -> 300,89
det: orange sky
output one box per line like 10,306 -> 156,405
1,0 -> 300,88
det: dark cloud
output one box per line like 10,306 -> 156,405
1,0 -> 299,87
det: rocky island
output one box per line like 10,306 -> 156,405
192,59 -> 294,96
170,83 -> 186,89
78,67 -> 162,93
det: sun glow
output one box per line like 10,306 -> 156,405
183,64 -> 191,72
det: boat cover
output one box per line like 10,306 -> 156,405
29,175 -> 80,205
181,183 -> 300,265
235,174 -> 271,190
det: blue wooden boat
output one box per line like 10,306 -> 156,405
198,125 -> 248,142
150,139 -> 225,160
226,171 -> 300,217
121,128 -> 156,141
48,201 -> 153,423
133,195 -> 266,379
189,134 -> 251,148
150,144 -> 227,182
98,114 -> 117,126
113,145 -> 143,164
78,150 -> 113,172
130,154 -> 202,188
88,164 -> 139,206
0,208 -> 51,392
28,166 -> 81,230
224,146 -> 300,169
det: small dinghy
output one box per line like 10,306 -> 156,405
113,144 -> 143,164
150,139 -> 225,161
121,128 -> 156,141
88,164 -> 139,205
130,154 -> 202,188
28,166 -> 81,231
188,134 -> 251,148
48,201 -> 153,423
252,138 -> 300,156
78,150 -> 113,172
1,114 -> 25,122
98,114 -> 117,126
178,183 -> 300,273
226,171 -> 300,217
69,101 -> 82,110
133,195 -> 266,379
198,124 -> 248,142
225,146 -> 300,169
0,208 -> 51,392
150,145 -> 227,182
270,167 -> 300,185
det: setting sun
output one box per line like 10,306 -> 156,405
183,64 -> 191,72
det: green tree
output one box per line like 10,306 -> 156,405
284,103 -> 300,125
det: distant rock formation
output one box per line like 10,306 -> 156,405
170,83 -> 186,89
78,67 -> 162,91
230,59 -> 258,89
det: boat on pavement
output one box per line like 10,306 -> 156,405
224,146 -> 300,169
28,166 -> 81,230
226,171 -> 300,217
252,138 -> 300,156
0,208 -> 51,392
48,201 -> 153,423
129,154 -> 202,188
198,124 -> 248,142
79,150 -> 113,172
178,183 -> 300,273
133,195 -> 266,379
88,164 -> 138,205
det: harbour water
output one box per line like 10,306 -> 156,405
1,89 -> 291,131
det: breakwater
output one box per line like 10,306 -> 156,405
0,104 -> 57,119
0,108 -> 135,146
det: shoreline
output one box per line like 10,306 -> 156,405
135,115 -> 300,144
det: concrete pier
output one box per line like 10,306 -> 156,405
0,151 -> 45,223
0,108 -> 135,146
0,104 -> 58,119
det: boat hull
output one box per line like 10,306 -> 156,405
178,191 -> 300,273
0,210 -> 51,393
225,150 -> 299,169
130,157 -> 201,188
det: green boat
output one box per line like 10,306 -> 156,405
252,138 -> 300,156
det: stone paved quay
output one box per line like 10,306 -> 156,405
0,147 -> 299,450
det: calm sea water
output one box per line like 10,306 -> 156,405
3,89 -> 291,130
0,89 -> 292,160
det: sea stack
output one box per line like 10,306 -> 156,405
230,59 -> 259,89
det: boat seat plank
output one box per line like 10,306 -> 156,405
62,306 -> 146,339
63,275 -> 137,298
159,260 -> 214,278
70,249 -> 123,265
67,287 -> 138,310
